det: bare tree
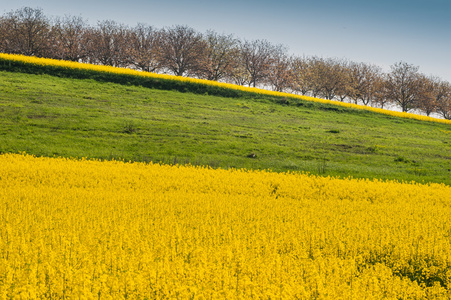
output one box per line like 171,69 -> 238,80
1,7 -> 50,56
128,24 -> 161,72
87,20 -> 129,67
239,39 -> 275,88
50,15 -> 88,61
158,25 -> 205,76
0,16 -> 11,53
225,59 -> 251,86
434,80 -> 451,119
290,56 -> 314,95
414,75 -> 436,116
370,74 -> 389,109
348,62 -> 383,106
330,59 -> 350,101
302,57 -> 325,98
385,61 -> 421,112
194,30 -> 238,81
437,97 -> 451,119
265,46 -> 293,92
79,25 -> 95,64
311,57 -> 348,100
334,60 -> 353,102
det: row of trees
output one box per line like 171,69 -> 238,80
1,7 -> 450,119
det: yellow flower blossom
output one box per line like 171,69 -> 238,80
0,153 -> 450,298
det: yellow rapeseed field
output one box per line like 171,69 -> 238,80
1,153 -> 450,299
1,52 -> 450,125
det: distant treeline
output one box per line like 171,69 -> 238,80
0,7 -> 450,119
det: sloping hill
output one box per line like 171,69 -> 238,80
1,70 -> 450,184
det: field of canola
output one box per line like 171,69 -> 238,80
1,153 -> 451,299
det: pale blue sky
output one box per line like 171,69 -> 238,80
1,0 -> 450,81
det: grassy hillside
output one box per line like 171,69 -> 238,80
1,70 -> 450,184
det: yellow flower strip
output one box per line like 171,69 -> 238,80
1,153 -> 450,298
1,53 -> 450,125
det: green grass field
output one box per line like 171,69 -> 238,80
1,70 -> 450,184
